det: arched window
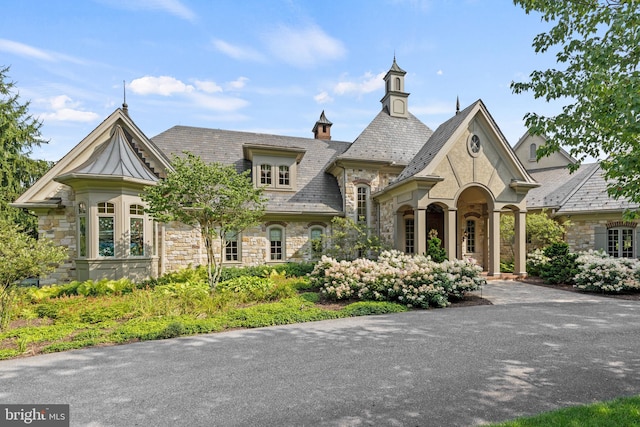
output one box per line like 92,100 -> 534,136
356,185 -> 370,225
309,227 -> 324,257
260,164 -> 272,185
98,202 -> 115,257
268,226 -> 284,261
608,227 -> 634,258
395,77 -> 401,91
466,220 -> 476,254
78,202 -> 87,257
225,230 -> 240,262
129,204 -> 145,256
529,143 -> 537,161
405,217 -> 415,254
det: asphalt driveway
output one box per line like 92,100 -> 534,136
1,281 -> 639,426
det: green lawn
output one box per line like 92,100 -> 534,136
490,395 -> 640,426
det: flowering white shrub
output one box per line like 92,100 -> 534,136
309,251 -> 486,308
526,248 -> 550,276
574,250 -> 640,293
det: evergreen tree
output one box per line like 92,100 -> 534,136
0,66 -> 53,235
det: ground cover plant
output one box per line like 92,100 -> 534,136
0,263 -> 409,360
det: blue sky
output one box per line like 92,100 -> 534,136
0,0 -> 559,162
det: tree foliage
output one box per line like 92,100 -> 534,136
0,66 -> 52,235
0,219 -> 67,329
322,217 -> 386,261
512,1 -> 640,217
142,153 -> 267,288
501,210 -> 566,260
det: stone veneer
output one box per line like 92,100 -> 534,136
37,186 -> 77,285
160,220 -> 329,273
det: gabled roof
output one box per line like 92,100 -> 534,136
13,108 -> 171,208
395,101 -> 477,182
394,99 -> 535,186
337,110 -> 433,165
513,132 -> 577,165
56,125 -> 158,184
151,126 -> 351,214
527,163 -> 640,213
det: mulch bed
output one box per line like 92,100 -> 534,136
516,276 -> 640,301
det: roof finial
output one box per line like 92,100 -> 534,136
456,96 -> 460,115
122,80 -> 129,116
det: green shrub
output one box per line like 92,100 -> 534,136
426,229 -> 447,262
540,242 -> 579,285
300,292 -> 320,303
341,301 -> 408,316
157,321 -> 185,339
35,304 -> 58,319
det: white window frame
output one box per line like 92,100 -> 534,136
268,226 -> 285,261
356,185 -> 370,226
607,227 -> 635,258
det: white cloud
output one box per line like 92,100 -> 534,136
194,80 -> 222,93
263,25 -> 346,68
100,0 -> 196,21
226,77 -> 249,91
437,70 -> 443,75
314,91 -> 333,104
0,38 -> 53,61
333,72 -> 385,96
129,75 -> 249,112
212,39 -> 265,62
129,76 -> 195,96
38,95 -> 99,122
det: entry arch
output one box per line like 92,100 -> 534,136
454,184 -> 497,274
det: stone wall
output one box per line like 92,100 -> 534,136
38,186 -> 77,285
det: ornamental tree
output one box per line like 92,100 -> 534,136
0,219 -> 67,329
512,1 -> 640,218
0,66 -> 52,235
142,152 -> 267,288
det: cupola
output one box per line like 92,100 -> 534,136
380,57 -> 410,118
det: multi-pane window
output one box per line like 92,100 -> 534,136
279,165 -> 290,186
78,202 -> 87,257
405,218 -> 415,254
608,228 -> 634,258
269,227 -> 283,261
130,204 -> 145,256
260,164 -> 272,185
310,227 -> 323,256
98,202 -> 115,257
356,186 -> 369,225
225,231 -> 239,261
466,220 -> 476,253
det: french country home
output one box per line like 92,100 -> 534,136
13,59 -> 639,285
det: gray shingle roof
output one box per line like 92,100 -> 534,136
65,125 -> 159,182
527,163 -> 639,213
151,126 -> 351,214
395,101 -> 478,183
338,110 -> 433,164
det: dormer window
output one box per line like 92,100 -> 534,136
279,165 -> 290,186
244,144 -> 305,192
260,164 -> 272,185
